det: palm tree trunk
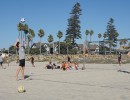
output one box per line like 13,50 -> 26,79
21,31 -> 22,45
98,39 -> 100,54
103,39 -> 105,55
53,42 -> 54,54
40,37 -> 41,55
25,34 -> 27,41
28,41 -> 30,55
49,43 -> 51,54
109,44 -> 112,54
67,46 -> 68,54
31,39 -> 33,46
23,32 -> 24,46
59,39 -> 60,54
18,31 -> 20,41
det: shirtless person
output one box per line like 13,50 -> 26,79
30,55 -> 35,67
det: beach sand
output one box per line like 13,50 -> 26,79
0,61 -> 130,100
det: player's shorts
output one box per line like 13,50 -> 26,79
19,59 -> 25,67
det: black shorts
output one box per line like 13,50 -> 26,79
31,61 -> 34,64
47,65 -> 52,69
19,59 -> 25,67
63,67 -> 66,71
118,57 -> 121,62
0,62 -> 3,65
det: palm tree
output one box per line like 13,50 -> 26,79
103,32 -> 108,55
17,23 -> 24,44
38,29 -> 45,54
103,32 -> 109,45
57,31 -> 63,54
85,30 -> 89,40
17,23 -> 22,38
119,40 -> 123,48
119,39 -> 127,48
89,30 -> 94,42
29,28 -> 35,46
27,34 -> 32,47
103,32 -> 108,39
122,39 -> 128,46
23,24 -> 29,42
48,34 -> 54,54
98,33 -> 102,54
128,42 -> 130,47
98,33 -> 102,41
27,34 -> 32,54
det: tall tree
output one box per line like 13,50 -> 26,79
65,2 -> 82,47
103,32 -> 108,55
65,37 -> 72,54
103,32 -> 108,39
23,24 -> 29,42
98,33 -> 102,53
38,29 -> 45,54
29,28 -> 35,46
105,18 -> 119,54
98,33 -> 102,41
128,42 -> 130,47
57,31 -> 63,54
89,30 -> 94,42
27,34 -> 32,54
17,23 -> 24,44
85,30 -> 89,40
119,40 -> 123,47
122,39 -> 128,46
48,34 -> 54,54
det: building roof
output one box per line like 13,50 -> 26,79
89,44 -> 99,50
31,42 -> 98,50
32,43 -> 58,48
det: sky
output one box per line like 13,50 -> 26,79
0,0 -> 130,49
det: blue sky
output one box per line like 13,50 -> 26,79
0,0 -> 130,49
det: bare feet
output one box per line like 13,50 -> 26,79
16,77 -> 18,81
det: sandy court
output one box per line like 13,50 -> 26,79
0,61 -> 130,100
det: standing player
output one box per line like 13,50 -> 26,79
30,55 -> 35,67
118,52 -> 122,66
16,42 -> 25,80
0,53 -> 3,69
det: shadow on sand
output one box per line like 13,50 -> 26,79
118,70 -> 130,74
24,75 -> 30,79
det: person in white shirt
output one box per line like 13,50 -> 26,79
0,53 -> 3,69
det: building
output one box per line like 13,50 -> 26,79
31,42 -> 99,54
31,42 -> 58,54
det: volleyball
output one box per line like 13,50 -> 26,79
18,85 -> 26,93
20,18 -> 25,23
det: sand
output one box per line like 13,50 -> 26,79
0,61 -> 130,100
